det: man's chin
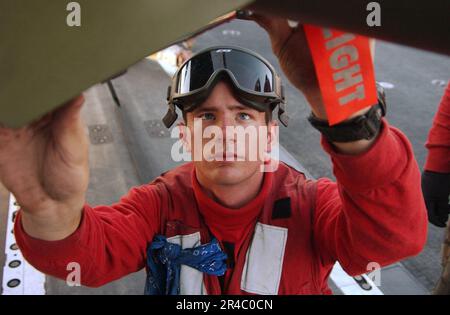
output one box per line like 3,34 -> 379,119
206,162 -> 248,185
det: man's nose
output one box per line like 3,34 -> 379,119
217,115 -> 236,141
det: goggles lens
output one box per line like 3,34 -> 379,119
176,48 -> 274,95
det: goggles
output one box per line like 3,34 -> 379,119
163,46 -> 288,128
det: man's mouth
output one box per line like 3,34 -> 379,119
209,151 -> 244,161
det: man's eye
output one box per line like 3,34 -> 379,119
238,113 -> 251,120
200,113 -> 215,120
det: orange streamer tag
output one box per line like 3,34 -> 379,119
303,25 -> 377,125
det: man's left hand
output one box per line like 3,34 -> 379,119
250,13 -> 377,155
250,14 -> 328,118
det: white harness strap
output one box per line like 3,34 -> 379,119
240,222 -> 288,295
166,232 -> 207,295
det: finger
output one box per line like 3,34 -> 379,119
249,13 -> 273,32
28,111 -> 55,133
51,94 -> 87,164
287,20 -> 299,29
0,121 -> 26,142
0,122 -> 10,134
0,124 -> 14,140
53,94 -> 85,131
250,13 -> 292,38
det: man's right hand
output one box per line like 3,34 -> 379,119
0,95 -> 89,240
422,170 -> 450,227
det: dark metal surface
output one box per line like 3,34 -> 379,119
249,0 -> 450,55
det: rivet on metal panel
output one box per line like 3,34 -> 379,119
88,124 -> 114,145
144,120 -> 170,138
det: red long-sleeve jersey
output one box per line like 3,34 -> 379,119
14,119 -> 428,294
424,82 -> 450,173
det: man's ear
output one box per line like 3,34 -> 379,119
266,120 -> 279,153
177,121 -> 192,153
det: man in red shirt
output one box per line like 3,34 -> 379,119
422,82 -> 450,294
0,16 -> 427,294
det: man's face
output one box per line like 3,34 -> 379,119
179,80 -> 277,186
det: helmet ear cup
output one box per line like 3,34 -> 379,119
278,103 -> 289,127
162,103 -> 178,128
